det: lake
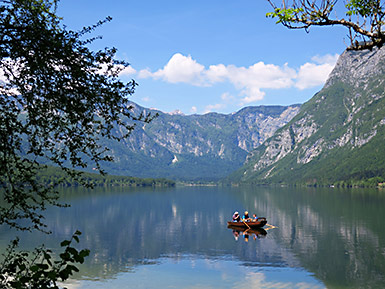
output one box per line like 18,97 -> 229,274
1,185 -> 385,288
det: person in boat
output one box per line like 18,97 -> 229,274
252,214 -> 258,221
232,211 -> 241,222
243,211 -> 251,222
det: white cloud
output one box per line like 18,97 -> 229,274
205,64 -> 228,83
139,52 -> 339,106
295,62 -> 333,90
240,88 -> 266,104
139,53 -> 206,86
220,92 -> 235,101
205,62 -> 296,99
204,92 -> 236,113
138,68 -> 153,78
190,106 -> 197,114
295,54 -> 338,90
204,102 -> 227,114
227,62 -> 295,90
96,63 -> 129,76
311,53 -> 339,65
225,62 -> 296,104
119,65 -> 137,76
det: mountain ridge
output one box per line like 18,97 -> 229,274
101,102 -> 301,181
229,47 -> 385,185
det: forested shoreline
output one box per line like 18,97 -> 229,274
36,166 -> 176,187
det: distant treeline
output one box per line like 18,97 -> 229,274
328,177 -> 385,188
36,166 -> 176,187
235,176 -> 385,189
296,176 -> 385,188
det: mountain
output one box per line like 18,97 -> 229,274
101,103 -> 300,181
230,47 -> 385,185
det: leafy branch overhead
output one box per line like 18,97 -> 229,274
266,0 -> 385,50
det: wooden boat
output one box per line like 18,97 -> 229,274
227,217 -> 267,229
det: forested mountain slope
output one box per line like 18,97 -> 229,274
230,47 -> 385,185
101,103 -> 300,181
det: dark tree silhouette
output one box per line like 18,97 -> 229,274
0,0 -> 156,286
0,0 -> 153,231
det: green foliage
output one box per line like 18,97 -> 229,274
266,7 -> 304,23
0,231 -> 90,289
345,0 -> 380,17
235,120 -> 385,188
36,166 -> 176,187
0,0 -> 153,231
266,0 -> 385,50
333,177 -> 385,188
0,0 -> 155,286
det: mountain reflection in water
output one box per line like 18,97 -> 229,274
1,186 -> 385,288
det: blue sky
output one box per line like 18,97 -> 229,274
58,0 -> 348,115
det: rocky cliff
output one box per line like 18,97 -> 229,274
101,103 -> 300,181
231,47 -> 385,185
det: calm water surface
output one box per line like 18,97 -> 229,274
1,186 -> 385,289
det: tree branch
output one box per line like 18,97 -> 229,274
266,0 -> 385,50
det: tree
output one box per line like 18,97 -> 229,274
0,0 -> 153,286
266,0 -> 385,50
0,0 -> 153,231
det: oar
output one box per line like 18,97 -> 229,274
242,220 -> 251,230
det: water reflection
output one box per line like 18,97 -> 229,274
228,225 -> 267,242
1,186 -> 385,288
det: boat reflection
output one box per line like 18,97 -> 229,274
228,225 -> 267,242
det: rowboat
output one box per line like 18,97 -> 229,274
227,217 -> 267,229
